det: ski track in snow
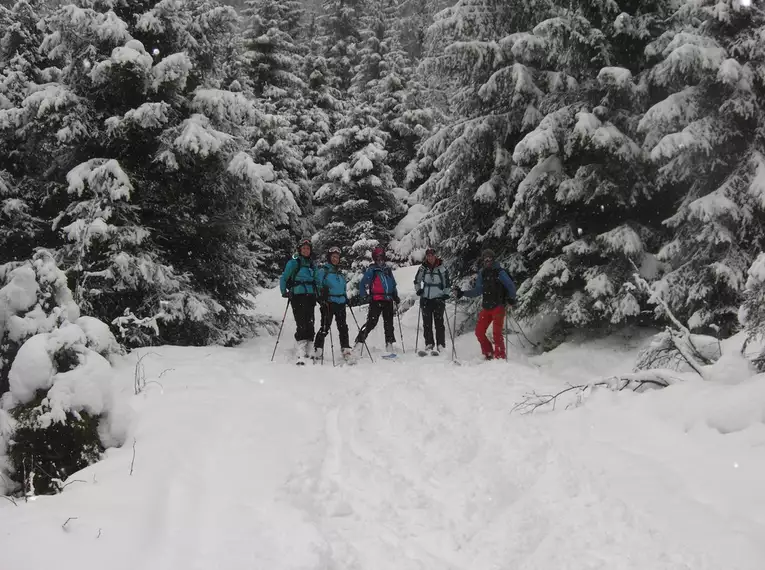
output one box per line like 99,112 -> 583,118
2,273 -> 765,569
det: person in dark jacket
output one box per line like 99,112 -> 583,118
455,249 -> 517,360
353,246 -> 400,354
313,246 -> 352,362
279,238 -> 318,362
414,247 -> 450,353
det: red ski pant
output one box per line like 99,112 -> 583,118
475,305 -> 506,359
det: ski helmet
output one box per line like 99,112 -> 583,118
425,247 -> 436,256
327,246 -> 341,262
297,238 -> 312,252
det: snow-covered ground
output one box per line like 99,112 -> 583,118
2,266 -> 765,570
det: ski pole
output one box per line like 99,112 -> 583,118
504,306 -> 509,361
271,298 -> 291,362
348,304 -> 374,362
444,303 -> 458,362
415,300 -> 421,353
395,302 -> 405,353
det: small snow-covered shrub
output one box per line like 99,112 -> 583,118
634,331 -> 721,373
0,249 -> 80,395
0,251 -> 124,495
741,253 -> 765,371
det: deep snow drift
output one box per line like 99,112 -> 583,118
1,266 -> 765,570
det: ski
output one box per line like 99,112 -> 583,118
381,353 -> 398,360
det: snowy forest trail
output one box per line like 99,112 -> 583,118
2,274 -> 765,569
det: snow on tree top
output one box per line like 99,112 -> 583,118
596,225 -> 644,258
638,87 -> 699,136
746,253 -> 765,290
106,102 -> 172,133
152,52 -> 193,91
173,114 -> 233,157
650,118 -> 714,161
90,43 -> 153,86
597,67 -> 633,89
479,63 -> 542,104
66,159 -> 133,201
227,152 -> 275,200
0,84 -> 79,130
687,191 -> 740,223
750,152 -> 765,209
55,5 -> 130,46
474,180 -> 496,203
192,89 -> 261,127
651,34 -> 726,85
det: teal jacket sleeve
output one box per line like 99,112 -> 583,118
280,259 -> 297,295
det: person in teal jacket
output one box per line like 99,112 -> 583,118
313,246 -> 352,361
280,238 -> 318,362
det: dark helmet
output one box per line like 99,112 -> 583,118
372,246 -> 385,261
425,247 -> 436,256
327,246 -> 341,262
297,238 -> 312,252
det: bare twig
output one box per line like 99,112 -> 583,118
60,479 -> 87,491
511,370 -> 682,415
62,517 -> 78,530
97,528 -> 102,538
134,351 -> 161,395
130,439 -> 136,476
1,495 -> 17,506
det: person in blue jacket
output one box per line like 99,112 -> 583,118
280,238 -> 318,362
313,246 -> 352,362
353,246 -> 400,354
455,249 -> 517,360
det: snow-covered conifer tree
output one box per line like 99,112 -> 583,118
0,250 -> 123,495
741,253 -> 765,370
395,0 -> 553,268
313,107 -> 407,269
642,0 -> 765,335
239,0 -> 305,104
0,1 -> 297,345
319,0 -> 365,90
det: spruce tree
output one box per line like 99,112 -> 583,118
509,1 -> 675,330
742,253 -> 765,371
313,106 -> 406,270
642,0 -> 765,335
319,0 -> 365,90
0,0 -> 295,345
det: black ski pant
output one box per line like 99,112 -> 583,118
291,294 -> 316,342
354,300 -> 396,345
421,297 -> 446,348
314,302 -> 350,350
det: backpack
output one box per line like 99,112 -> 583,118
287,255 -> 315,289
480,266 -> 510,309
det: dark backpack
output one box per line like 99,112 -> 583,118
480,266 -> 510,309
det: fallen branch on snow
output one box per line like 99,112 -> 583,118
511,369 -> 683,415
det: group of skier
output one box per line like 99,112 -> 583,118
278,239 -> 517,365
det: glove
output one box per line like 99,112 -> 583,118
319,287 -> 329,302
439,294 -> 450,301
416,288 -> 423,296
282,291 -> 291,299
455,289 -> 463,299
392,294 -> 400,304
507,297 -> 516,307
